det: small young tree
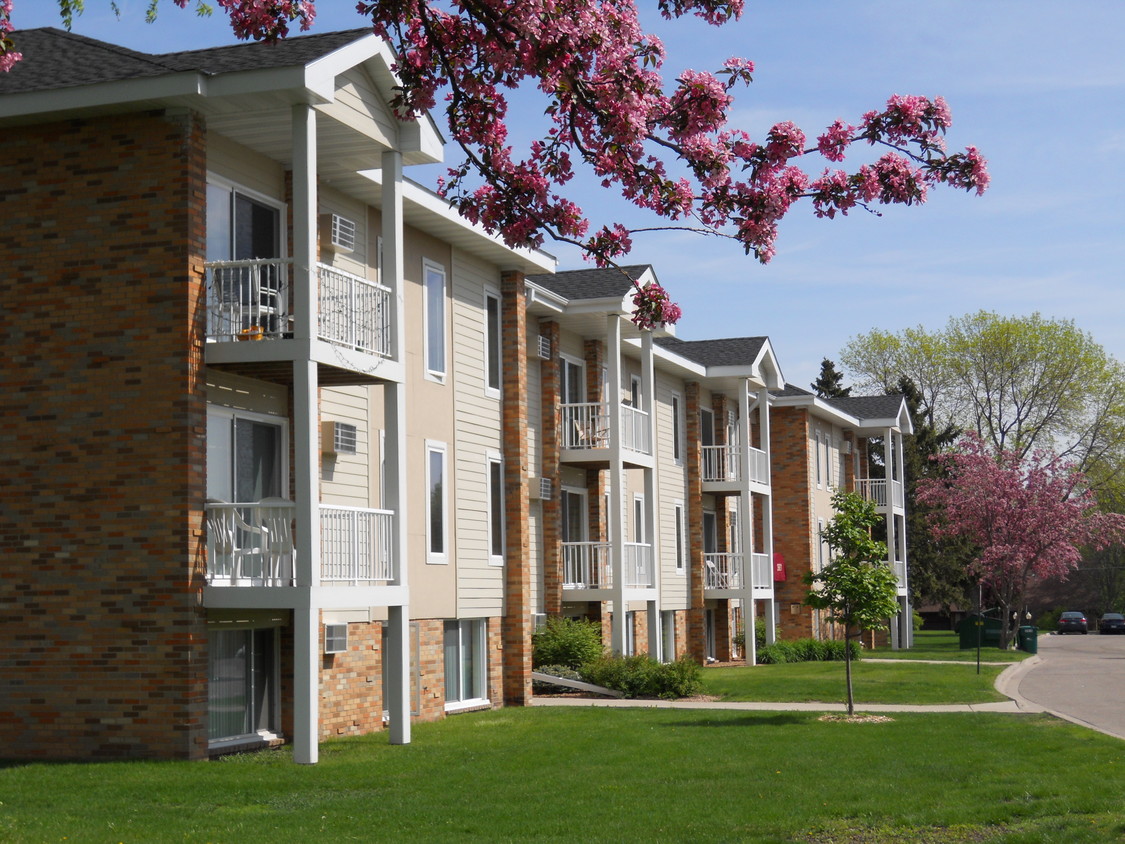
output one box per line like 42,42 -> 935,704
811,358 -> 851,399
917,433 -> 1125,648
804,490 -> 901,716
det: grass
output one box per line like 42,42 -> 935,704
2,707 -> 1123,843
865,629 -> 1031,663
703,659 -> 1009,704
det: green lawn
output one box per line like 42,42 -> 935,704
2,707 -> 1122,843
865,629 -> 1031,663
704,659 -> 1009,704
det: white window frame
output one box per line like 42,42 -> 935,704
423,259 -> 447,382
633,493 -> 646,543
487,451 -> 505,566
484,286 -> 501,398
206,406 -> 289,503
443,618 -> 489,710
670,392 -> 684,465
629,374 -> 642,407
817,517 -> 829,572
207,623 -> 282,747
674,501 -> 686,575
205,174 -> 288,263
815,430 -> 824,488
426,440 -> 449,564
560,354 -> 585,404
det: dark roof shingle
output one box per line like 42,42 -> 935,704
656,336 -> 768,368
526,265 -> 650,301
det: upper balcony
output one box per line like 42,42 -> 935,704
701,444 -> 769,493
853,477 -> 905,511
204,260 -> 400,386
560,402 -> 652,467
204,500 -> 397,590
703,552 -> 773,598
561,541 -> 655,594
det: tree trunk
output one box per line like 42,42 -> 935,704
845,628 -> 855,716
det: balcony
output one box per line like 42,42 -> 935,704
701,444 -> 769,486
704,552 -> 773,594
205,260 -> 393,358
853,478 -> 905,510
562,541 -> 654,590
560,402 -> 651,458
205,500 -> 395,586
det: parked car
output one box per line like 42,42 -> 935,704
1057,611 -> 1089,634
1098,613 -> 1125,634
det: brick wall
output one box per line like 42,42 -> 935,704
769,406 -> 818,641
0,111 -> 209,759
319,621 -> 383,739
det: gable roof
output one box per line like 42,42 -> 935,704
771,383 -> 912,433
656,336 -> 769,368
0,27 -> 372,94
526,265 -> 651,301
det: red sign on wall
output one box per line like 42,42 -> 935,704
773,552 -> 787,582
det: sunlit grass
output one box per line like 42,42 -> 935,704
867,628 -> 1030,662
2,707 -> 1122,842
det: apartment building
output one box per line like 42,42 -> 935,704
0,27 -> 552,764
769,386 -> 914,647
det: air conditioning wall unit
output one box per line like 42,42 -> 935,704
322,421 -> 358,455
537,334 -> 552,360
534,477 -> 553,501
320,213 -> 357,253
531,613 -> 548,631
841,441 -> 852,455
324,623 -> 349,654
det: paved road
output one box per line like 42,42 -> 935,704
1011,630 -> 1125,741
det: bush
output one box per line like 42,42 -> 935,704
531,664 -> 584,694
581,655 -> 703,699
532,616 -> 604,669
756,638 -> 860,664
1036,608 -> 1062,630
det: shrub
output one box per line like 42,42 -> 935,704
756,638 -> 860,664
532,616 -> 604,669
531,664 -> 584,694
1036,608 -> 1063,630
581,655 -> 703,699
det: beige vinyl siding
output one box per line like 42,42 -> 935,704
206,132 -> 287,202
320,386 -> 371,508
318,67 -> 400,152
525,313 -> 544,614
654,373 -> 689,608
451,250 -> 505,616
318,185 -> 369,277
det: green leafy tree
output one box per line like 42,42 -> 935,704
811,358 -> 851,399
804,491 -> 901,716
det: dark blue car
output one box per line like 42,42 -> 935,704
1098,613 -> 1125,634
1057,611 -> 1088,634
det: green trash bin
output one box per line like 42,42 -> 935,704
957,613 -> 1003,649
1017,625 -> 1038,654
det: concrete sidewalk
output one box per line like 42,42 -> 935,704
530,659 -> 1046,716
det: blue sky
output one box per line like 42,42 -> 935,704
14,1 -> 1125,391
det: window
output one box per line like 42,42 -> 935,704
700,407 -> 715,448
561,488 -> 588,543
629,374 -> 642,407
625,611 -> 637,656
817,518 -> 829,572
633,494 -> 646,544
560,356 -> 584,404
824,435 -> 834,487
487,453 -> 504,565
423,260 -> 447,380
671,393 -> 683,464
444,619 -> 487,707
426,441 -> 448,563
485,289 -> 501,396
206,408 -> 287,503
208,627 -> 277,742
674,502 -> 686,574
815,431 -> 824,487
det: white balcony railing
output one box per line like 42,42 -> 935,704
561,402 -> 651,455
624,542 -> 654,588
205,500 -> 396,586
750,552 -> 772,590
853,478 -> 904,509
320,505 -> 395,583
701,445 -> 769,485
894,559 -> 907,588
205,258 -> 292,341
317,263 -> 393,357
205,260 -> 393,357
563,541 -> 611,588
704,553 -> 744,589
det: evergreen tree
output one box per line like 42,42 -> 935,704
811,358 -> 852,399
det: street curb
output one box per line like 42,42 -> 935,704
994,656 -> 1045,712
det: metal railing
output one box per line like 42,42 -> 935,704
623,541 -> 654,588
620,404 -> 651,454
320,505 -> 395,583
205,258 -> 292,341
701,445 -> 769,485
704,552 -> 744,589
853,478 -> 904,509
205,500 -> 395,586
563,541 -> 611,588
560,402 -> 651,455
750,552 -> 772,590
317,263 -> 392,357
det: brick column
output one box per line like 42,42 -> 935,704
685,382 -> 706,663
540,321 -> 562,615
500,270 -> 532,705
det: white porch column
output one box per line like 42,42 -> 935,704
381,149 -> 411,744
291,102 -> 320,765
607,315 -> 626,655
641,331 -> 660,658
885,427 -> 901,649
758,387 -> 776,645
737,382 -> 756,663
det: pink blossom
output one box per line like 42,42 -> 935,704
816,119 -> 855,163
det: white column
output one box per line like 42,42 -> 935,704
737,382 -> 755,662
607,315 -> 626,655
641,331 -> 659,658
758,387 -> 776,646
381,149 -> 411,744
884,427 -> 900,649
291,102 -> 320,765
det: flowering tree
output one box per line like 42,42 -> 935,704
4,1 -> 990,323
804,490 -> 900,717
917,434 -> 1125,648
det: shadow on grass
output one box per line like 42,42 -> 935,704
666,713 -> 814,728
